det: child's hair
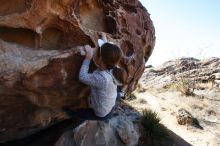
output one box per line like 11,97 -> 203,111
112,67 -> 128,84
99,43 -> 128,84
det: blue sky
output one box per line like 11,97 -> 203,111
140,0 -> 220,66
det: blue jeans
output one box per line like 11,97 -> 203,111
63,107 -> 115,121
117,86 -> 125,101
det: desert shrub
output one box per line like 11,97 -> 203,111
173,76 -> 195,96
149,68 -> 159,73
136,83 -> 146,93
171,58 -> 198,96
124,92 -> 137,100
139,110 -> 171,146
162,83 -> 176,90
195,81 -> 214,90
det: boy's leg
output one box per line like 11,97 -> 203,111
62,107 -> 101,120
79,105 -> 117,121
75,108 -> 101,120
117,86 -> 125,101
62,107 -> 116,121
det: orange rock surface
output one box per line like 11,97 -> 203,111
0,0 -> 155,142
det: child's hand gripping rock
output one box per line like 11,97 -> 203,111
75,46 -> 86,56
84,45 -> 94,60
74,45 -> 94,58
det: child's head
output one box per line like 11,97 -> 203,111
99,43 -> 122,69
98,43 -> 128,84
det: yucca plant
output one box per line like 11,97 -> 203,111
174,76 -> 195,96
140,110 -> 171,146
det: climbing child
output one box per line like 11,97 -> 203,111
63,34 -> 127,120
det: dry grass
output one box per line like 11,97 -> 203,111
136,83 -> 146,93
139,109 -> 171,146
173,76 -> 195,96
195,81 -> 214,90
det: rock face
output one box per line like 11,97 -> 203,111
0,0 -> 155,142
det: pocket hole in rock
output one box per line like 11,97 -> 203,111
41,28 -> 65,50
79,0 -> 107,32
0,27 -> 36,48
105,16 -> 117,34
121,40 -> 134,57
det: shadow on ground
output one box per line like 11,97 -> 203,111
1,102 -> 193,146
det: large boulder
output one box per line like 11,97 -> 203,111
0,0 -> 155,142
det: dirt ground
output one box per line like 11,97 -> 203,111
127,81 -> 220,146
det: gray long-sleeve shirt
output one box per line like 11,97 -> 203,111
79,59 -> 119,117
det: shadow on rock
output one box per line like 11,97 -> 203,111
1,101 -> 193,146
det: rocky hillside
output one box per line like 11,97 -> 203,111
142,57 -> 220,89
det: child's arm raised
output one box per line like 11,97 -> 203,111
79,45 -> 106,88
